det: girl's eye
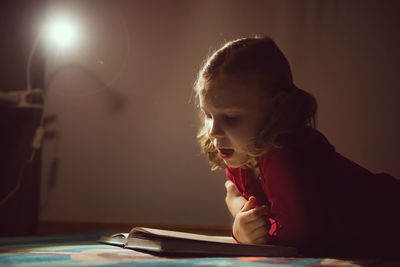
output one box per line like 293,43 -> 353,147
224,115 -> 239,122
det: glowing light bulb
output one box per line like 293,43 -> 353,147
45,17 -> 79,48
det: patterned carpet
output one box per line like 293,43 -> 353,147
0,232 -> 399,266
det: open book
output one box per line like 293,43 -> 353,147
99,227 -> 298,257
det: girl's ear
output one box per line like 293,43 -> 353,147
267,91 -> 288,112
273,91 -> 289,102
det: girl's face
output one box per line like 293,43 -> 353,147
199,74 -> 269,168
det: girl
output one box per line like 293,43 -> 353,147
194,36 -> 400,257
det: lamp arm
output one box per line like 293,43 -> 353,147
26,31 -> 43,92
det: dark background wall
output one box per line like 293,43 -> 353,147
1,0 -> 399,234
0,0 -> 45,235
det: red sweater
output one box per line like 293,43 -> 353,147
226,127 -> 400,257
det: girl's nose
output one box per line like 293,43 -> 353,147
209,120 -> 224,138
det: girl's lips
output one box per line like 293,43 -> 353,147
218,148 -> 234,159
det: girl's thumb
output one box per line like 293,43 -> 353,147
241,196 -> 257,212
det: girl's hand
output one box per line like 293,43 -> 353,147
225,180 -> 247,218
232,196 -> 270,244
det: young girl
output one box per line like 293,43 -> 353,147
194,36 -> 400,257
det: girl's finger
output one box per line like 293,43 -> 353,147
248,223 -> 269,242
247,217 -> 269,232
250,220 -> 269,236
242,206 -> 268,223
253,234 -> 269,244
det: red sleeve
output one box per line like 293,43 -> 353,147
225,167 -> 246,195
260,149 -> 311,247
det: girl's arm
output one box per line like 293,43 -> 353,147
224,180 -> 247,218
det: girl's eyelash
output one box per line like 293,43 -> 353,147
224,115 -> 239,121
202,111 -> 239,121
225,113 -> 240,118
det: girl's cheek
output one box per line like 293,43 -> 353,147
232,133 -> 250,148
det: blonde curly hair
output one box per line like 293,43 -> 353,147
194,36 -> 317,170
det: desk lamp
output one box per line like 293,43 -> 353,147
0,16 -> 80,206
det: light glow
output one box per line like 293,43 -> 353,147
44,17 -> 79,49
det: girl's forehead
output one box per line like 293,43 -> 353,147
200,76 -> 264,109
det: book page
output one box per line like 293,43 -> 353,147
99,233 -> 128,247
129,227 -> 236,244
110,233 -> 129,239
